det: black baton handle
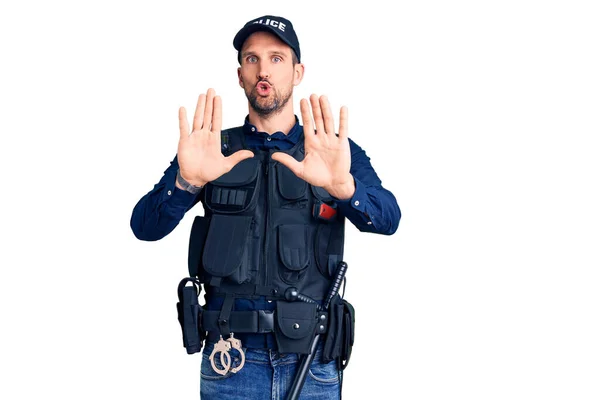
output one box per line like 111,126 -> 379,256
285,261 -> 348,400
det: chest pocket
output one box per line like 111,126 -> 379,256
276,163 -> 307,201
204,157 -> 261,214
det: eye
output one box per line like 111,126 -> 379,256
246,55 -> 258,63
272,56 -> 282,63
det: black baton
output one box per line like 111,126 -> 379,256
285,261 -> 348,400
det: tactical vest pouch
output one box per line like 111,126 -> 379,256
204,158 -> 260,214
275,301 -> 318,354
315,223 -> 345,279
188,216 -> 210,277
176,278 -> 206,355
322,297 -> 355,370
277,224 -> 310,284
339,299 -> 355,370
202,214 -> 253,284
276,163 -> 307,202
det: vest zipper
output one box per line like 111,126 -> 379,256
263,160 -> 271,289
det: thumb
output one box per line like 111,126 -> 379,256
225,149 -> 255,170
271,152 -> 304,178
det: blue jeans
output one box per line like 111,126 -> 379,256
200,341 -> 342,399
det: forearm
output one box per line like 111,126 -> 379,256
130,156 -> 201,241
334,138 -> 401,235
334,177 -> 400,235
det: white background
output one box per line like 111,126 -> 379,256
1,1 -> 599,399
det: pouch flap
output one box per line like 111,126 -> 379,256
202,214 -> 252,277
311,185 -> 333,202
277,163 -> 307,200
276,301 -> 317,340
212,157 -> 259,187
278,225 -> 309,271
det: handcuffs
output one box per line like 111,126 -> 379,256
209,333 -> 246,375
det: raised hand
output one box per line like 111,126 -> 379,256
178,88 -> 254,186
271,94 -> 355,199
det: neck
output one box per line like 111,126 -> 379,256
247,100 -> 296,135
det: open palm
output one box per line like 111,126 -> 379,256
178,88 -> 254,186
272,94 -> 353,198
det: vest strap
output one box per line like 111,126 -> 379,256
217,294 -> 235,337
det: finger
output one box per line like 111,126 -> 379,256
338,106 -> 348,141
310,94 -> 326,134
179,107 -> 190,138
192,94 -> 206,132
203,88 -> 215,130
225,150 -> 255,170
319,95 -> 335,135
300,98 -> 315,139
212,95 -> 222,133
271,152 -> 304,179
208,121 -> 222,151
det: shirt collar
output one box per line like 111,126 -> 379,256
242,115 -> 302,148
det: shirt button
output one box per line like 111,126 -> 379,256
251,127 -> 256,132
167,190 -> 172,196
266,137 -> 272,141
367,221 -> 372,225
354,200 -> 360,206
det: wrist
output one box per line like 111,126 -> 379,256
324,175 -> 355,200
176,169 -> 205,194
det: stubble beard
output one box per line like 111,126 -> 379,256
245,81 -> 293,117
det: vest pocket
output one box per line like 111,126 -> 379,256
274,301 -> 318,354
204,158 -> 260,214
202,214 -> 253,284
276,163 -> 307,201
277,224 -> 309,284
188,216 -> 210,277
314,223 -> 345,279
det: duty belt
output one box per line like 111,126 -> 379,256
202,308 -> 330,376
202,309 -> 329,335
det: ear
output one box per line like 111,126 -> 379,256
237,67 -> 244,88
293,63 -> 305,86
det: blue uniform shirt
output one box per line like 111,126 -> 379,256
130,115 -> 401,348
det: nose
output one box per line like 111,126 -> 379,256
258,59 -> 270,80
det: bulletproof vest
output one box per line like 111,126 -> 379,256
188,127 -> 345,301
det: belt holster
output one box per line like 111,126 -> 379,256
322,296 -> 355,370
176,277 -> 206,354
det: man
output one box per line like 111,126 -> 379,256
131,15 -> 400,400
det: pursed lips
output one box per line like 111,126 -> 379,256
256,81 -> 272,90
255,81 -> 272,96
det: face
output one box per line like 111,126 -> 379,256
238,31 -> 303,117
